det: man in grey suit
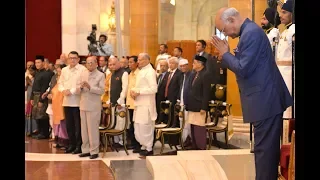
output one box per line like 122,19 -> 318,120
212,7 -> 292,180
78,56 -> 105,159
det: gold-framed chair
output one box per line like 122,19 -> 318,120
206,101 -> 232,149
156,101 -> 185,155
99,103 -> 115,152
155,100 -> 173,129
100,104 -> 130,157
278,130 -> 295,180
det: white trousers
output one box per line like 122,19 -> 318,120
278,66 -> 293,118
134,122 -> 155,152
46,104 -> 54,138
80,110 -> 101,155
112,107 -> 129,145
180,110 -> 191,142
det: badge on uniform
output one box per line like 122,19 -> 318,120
116,77 -> 120,80
220,68 -> 223,74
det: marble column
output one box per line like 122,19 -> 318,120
62,0 -> 101,56
130,0 -> 159,64
61,0 -> 77,54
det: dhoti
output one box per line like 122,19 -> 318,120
133,106 -> 156,152
277,64 -> 293,118
180,110 -> 191,142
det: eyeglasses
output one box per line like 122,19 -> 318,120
68,57 -> 78,60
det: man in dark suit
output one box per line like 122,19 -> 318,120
156,60 -> 168,123
98,56 -> 108,73
212,7 -> 292,180
195,40 -> 220,93
185,55 -> 211,150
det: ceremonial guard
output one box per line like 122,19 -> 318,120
277,0 -> 295,119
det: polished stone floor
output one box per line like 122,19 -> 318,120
25,132 -> 255,180
26,160 -> 114,180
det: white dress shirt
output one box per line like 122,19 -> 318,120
58,63 -> 87,107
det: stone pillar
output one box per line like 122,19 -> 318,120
61,0 -> 77,54
129,0 -> 159,64
76,0 -> 101,55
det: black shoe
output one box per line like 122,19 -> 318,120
90,154 -> 99,159
72,148 -> 82,154
65,147 -> 75,153
37,134 -> 49,140
139,150 -> 153,156
132,148 -> 141,153
79,153 -> 90,157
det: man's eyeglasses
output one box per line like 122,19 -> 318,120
68,57 -> 78,60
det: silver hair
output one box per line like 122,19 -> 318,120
139,53 -> 150,61
159,59 -> 168,65
109,56 -> 119,62
220,8 -> 239,23
168,57 -> 179,64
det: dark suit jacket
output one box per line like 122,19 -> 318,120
221,18 -> 292,123
194,52 -> 220,86
178,71 -> 191,104
162,69 -> 183,104
185,69 -> 212,112
98,66 -> 107,73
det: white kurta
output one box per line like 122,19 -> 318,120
276,24 -> 295,118
266,27 -> 279,50
132,63 -> 157,151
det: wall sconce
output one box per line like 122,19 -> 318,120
108,1 -> 116,32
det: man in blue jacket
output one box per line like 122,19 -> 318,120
211,7 -> 292,180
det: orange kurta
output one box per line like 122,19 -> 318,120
51,84 -> 65,125
101,73 -> 112,103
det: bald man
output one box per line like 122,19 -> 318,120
108,57 -> 129,147
211,7 -> 292,180
78,56 -> 105,159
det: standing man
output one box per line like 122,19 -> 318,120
185,55 -> 211,150
131,53 -> 158,156
126,55 -> 140,151
58,51 -> 87,154
261,7 -> 281,47
177,59 -> 192,147
277,0 -> 295,119
211,7 -> 292,180
96,34 -> 113,56
195,40 -> 219,86
155,44 -> 170,74
78,56 -> 105,159
98,56 -> 109,74
30,55 -> 53,139
108,57 -> 129,146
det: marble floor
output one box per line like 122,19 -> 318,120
25,132 -> 255,180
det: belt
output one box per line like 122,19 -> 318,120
276,61 -> 292,66
33,92 -> 41,94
